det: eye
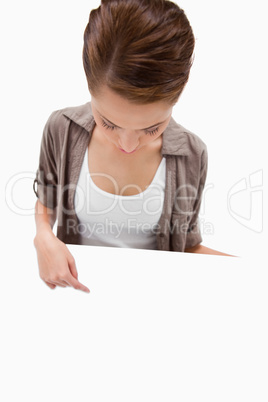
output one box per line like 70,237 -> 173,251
145,127 -> 160,136
101,119 -> 116,131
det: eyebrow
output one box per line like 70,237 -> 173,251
99,113 -> 165,130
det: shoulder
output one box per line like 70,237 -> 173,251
162,116 -> 207,161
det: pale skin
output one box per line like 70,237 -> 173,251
34,86 -> 233,293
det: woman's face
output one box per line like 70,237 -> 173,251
91,86 -> 173,155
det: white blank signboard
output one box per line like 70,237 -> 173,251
1,245 -> 267,401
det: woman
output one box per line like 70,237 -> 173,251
33,0 -> 231,293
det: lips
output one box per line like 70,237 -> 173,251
119,148 -> 137,154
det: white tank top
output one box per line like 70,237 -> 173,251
74,148 -> 166,249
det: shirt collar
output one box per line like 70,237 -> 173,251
63,102 -> 95,133
63,102 -> 191,156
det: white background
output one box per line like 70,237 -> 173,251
1,0 -> 267,400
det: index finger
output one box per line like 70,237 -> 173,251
64,275 -> 90,293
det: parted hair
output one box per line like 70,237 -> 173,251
83,0 -> 195,105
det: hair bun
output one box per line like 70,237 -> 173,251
84,0 -> 195,105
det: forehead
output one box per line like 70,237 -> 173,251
91,86 -> 173,129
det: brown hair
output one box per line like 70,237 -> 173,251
83,0 -> 195,105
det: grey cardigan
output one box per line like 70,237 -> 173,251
33,102 -> 208,251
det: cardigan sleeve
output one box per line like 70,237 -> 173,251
33,111 -> 59,209
184,145 -> 208,249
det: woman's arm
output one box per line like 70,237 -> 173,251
33,200 -> 90,293
185,244 -> 236,257
34,199 -> 57,236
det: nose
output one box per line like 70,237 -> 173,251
118,131 -> 139,153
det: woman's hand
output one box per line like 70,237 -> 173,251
34,230 -> 90,293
